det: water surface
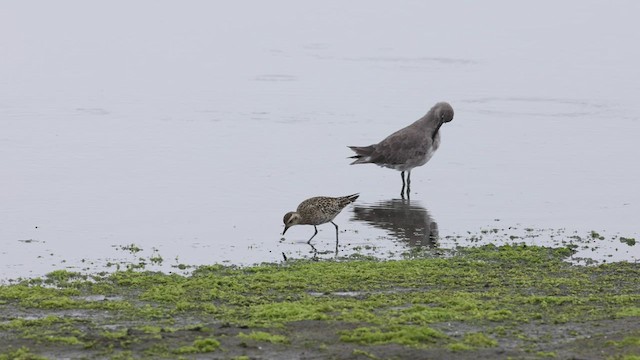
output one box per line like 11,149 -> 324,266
1,1 -> 639,279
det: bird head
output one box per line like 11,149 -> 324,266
282,212 -> 301,235
434,102 -> 454,123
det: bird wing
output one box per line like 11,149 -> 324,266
368,126 -> 432,165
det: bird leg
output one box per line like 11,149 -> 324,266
307,225 -> 319,243
331,221 -> 340,256
406,171 -> 411,197
400,171 -> 406,198
331,221 -> 339,241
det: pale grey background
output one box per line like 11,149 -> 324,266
1,1 -> 639,279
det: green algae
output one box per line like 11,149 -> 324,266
0,315 -> 69,330
607,335 -> 640,347
41,335 -> 84,345
448,342 -> 473,351
351,349 -> 381,359
237,330 -> 288,344
446,332 -> 498,351
461,332 -> 498,348
604,334 -> 640,360
535,351 -> 558,358
0,244 -> 638,358
174,337 -> 221,354
339,326 -> 447,346
620,237 -> 637,246
0,347 -> 48,360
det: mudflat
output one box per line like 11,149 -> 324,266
0,244 -> 639,359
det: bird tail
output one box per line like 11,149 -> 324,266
347,145 -> 375,164
340,193 -> 360,206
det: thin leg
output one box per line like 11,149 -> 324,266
400,171 -> 406,198
406,171 -> 411,197
307,225 -> 318,243
331,221 -> 339,241
331,221 -> 340,257
308,242 -> 318,257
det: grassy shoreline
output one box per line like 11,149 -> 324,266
1,244 -> 639,359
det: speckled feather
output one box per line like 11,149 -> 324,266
282,193 -> 359,242
295,194 -> 360,225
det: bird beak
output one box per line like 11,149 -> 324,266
283,225 -> 290,235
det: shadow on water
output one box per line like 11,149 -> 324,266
307,240 -> 339,261
351,198 -> 439,248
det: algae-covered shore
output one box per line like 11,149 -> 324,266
0,244 -> 639,359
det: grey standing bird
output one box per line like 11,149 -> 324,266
282,193 -> 359,243
348,102 -> 454,197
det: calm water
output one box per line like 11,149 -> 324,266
2,1 -> 639,279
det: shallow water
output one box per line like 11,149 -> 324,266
1,1 -> 639,279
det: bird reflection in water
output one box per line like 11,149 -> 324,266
307,240 -> 339,260
351,198 -> 438,248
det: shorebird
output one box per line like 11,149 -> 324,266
348,102 -> 454,197
282,193 -> 359,243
